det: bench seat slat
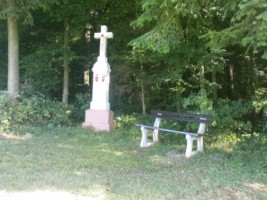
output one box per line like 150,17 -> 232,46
149,114 -> 212,124
151,110 -> 211,118
150,110 -> 212,124
135,124 -> 203,137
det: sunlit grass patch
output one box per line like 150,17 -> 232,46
0,132 -> 32,140
0,126 -> 266,199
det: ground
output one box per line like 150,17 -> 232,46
0,127 -> 266,200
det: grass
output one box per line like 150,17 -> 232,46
0,126 -> 267,200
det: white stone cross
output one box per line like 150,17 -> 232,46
94,25 -> 113,58
82,25 -> 115,131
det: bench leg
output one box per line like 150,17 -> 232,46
197,136 -> 203,152
152,129 -> 159,143
152,118 -> 161,143
185,135 -> 193,157
140,126 -> 151,147
185,135 -> 204,157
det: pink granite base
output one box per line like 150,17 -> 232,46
82,109 -> 115,131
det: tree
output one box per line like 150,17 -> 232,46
205,0 -> 267,112
41,0 -> 106,103
130,0 -> 222,112
1,0 -> 19,99
207,0 -> 267,60
0,20 -> 7,90
130,0 -> 266,132
0,0 -> 56,99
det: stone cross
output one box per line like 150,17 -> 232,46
89,25 -> 113,111
94,26 -> 113,58
83,25 -> 115,131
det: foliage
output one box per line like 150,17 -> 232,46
0,0 -> 57,24
0,93 -> 73,131
114,113 -> 153,130
0,0 -> 266,138
253,88 -> 267,112
182,92 -> 214,115
210,99 -> 253,135
71,93 -> 90,123
21,43 -> 83,100
206,0 -> 267,59
114,114 -> 136,129
130,0 -> 216,54
181,93 -> 261,135
129,0 -> 266,135
21,44 -> 65,98
237,132 -> 267,152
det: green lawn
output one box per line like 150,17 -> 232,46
0,127 -> 266,200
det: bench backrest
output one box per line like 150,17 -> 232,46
150,110 -> 212,125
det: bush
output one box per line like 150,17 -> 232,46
71,93 -> 90,123
211,99 -> 252,135
182,94 -> 254,136
0,94 -> 73,131
114,113 -> 151,129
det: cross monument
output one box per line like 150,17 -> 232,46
82,25 -> 115,131
94,26 -> 113,58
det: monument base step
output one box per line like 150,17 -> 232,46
82,109 -> 115,132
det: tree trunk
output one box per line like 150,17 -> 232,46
7,0 -> 19,99
176,89 -> 182,111
199,65 -> 206,96
247,52 -> 255,98
62,19 -> 70,104
141,79 -> 146,114
212,68 -> 217,101
199,65 -> 207,113
225,60 -> 234,99
229,64 -> 234,97
140,59 -> 146,114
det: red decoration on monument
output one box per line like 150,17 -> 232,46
95,74 -> 99,82
102,74 -> 105,82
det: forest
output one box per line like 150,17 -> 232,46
0,0 -> 266,135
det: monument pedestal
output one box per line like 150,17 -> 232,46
82,109 -> 115,131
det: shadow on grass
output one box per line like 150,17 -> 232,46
0,126 -> 267,200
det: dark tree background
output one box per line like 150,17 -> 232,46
0,0 -> 266,133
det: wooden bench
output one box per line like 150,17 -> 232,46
135,110 -> 212,157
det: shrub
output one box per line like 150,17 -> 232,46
71,93 -> 90,123
0,93 -> 73,131
114,113 -> 149,129
182,94 -> 253,136
211,99 -> 252,135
